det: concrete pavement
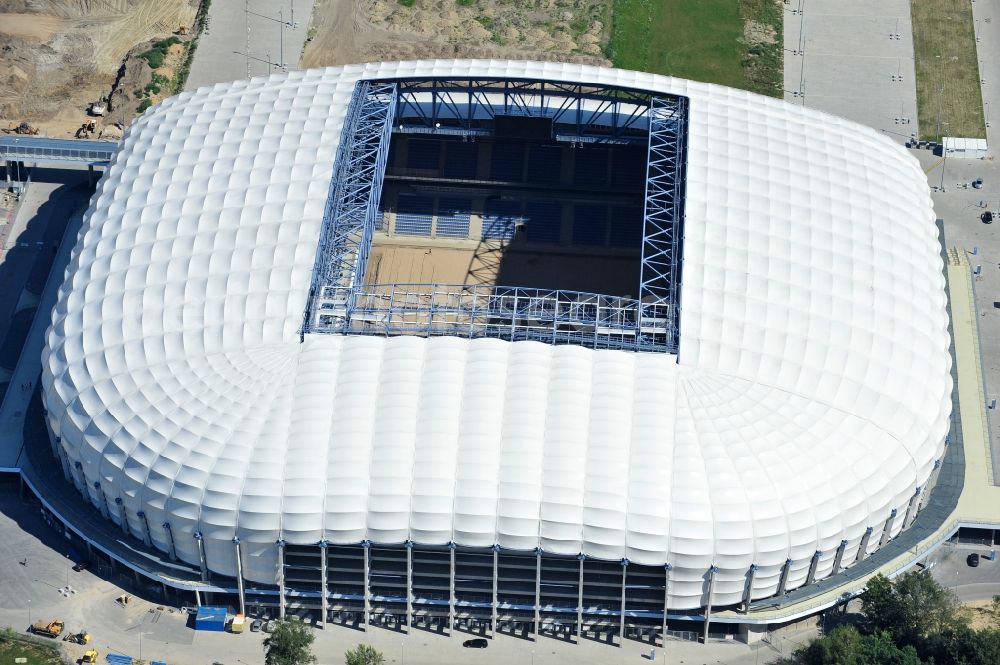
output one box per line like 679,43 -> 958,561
783,0 -> 917,142
0,170 -> 90,465
184,0 -> 316,92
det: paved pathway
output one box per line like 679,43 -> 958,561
783,0 -> 918,142
184,0 -> 317,92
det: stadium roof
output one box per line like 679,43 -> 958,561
41,60 -> 951,609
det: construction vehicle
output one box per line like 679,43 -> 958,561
29,619 -> 64,638
64,630 -> 91,644
89,101 -> 107,116
76,119 -> 97,139
81,650 -> 98,664
6,121 -> 39,135
229,614 -> 247,634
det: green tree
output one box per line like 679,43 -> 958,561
263,619 -> 316,665
922,625 -> 1000,665
860,572 -> 963,646
778,626 -> 923,665
344,644 -> 384,665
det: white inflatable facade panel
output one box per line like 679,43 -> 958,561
41,60 -> 951,609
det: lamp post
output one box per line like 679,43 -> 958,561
27,599 -> 31,629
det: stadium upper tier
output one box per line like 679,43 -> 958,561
41,60 -> 951,610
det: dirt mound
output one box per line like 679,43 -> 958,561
301,0 -> 611,70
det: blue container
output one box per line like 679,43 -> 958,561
194,606 -> 227,632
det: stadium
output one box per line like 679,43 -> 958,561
40,60 -> 951,642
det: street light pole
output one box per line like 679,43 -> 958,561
27,599 -> 31,629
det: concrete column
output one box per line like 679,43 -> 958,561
449,543 -> 456,633
618,558 -> 629,646
879,509 -> 898,547
805,551 -> 821,586
702,566 -> 717,644
922,460 -> 943,510
534,548 -> 542,640
71,461 -> 85,493
58,448 -> 72,482
163,522 -> 177,561
194,531 -> 209,582
87,165 -> 94,187
233,537 -> 246,616
661,564 -> 671,647
776,558 -> 792,596
137,510 -> 152,547
741,564 -> 757,612
856,527 -> 874,563
319,540 -> 329,624
405,541 -> 413,633
114,499 -> 128,534
276,540 -> 286,620
904,487 -> 923,528
93,483 -> 109,519
362,541 -> 370,630
831,539 -> 849,575
491,546 -> 499,638
577,554 -> 585,644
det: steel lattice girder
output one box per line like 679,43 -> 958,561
304,80 -> 398,332
638,96 -> 688,352
388,78 -> 655,142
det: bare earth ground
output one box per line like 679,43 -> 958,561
300,0 -> 612,69
0,0 -> 196,137
965,599 -> 1000,631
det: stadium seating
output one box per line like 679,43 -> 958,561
443,141 -> 478,179
436,197 -> 472,237
523,200 -> 562,243
573,148 -> 609,188
526,144 -> 562,185
394,194 -> 435,236
406,139 -> 441,172
490,142 -> 525,182
482,200 -> 522,241
572,204 -> 609,246
609,206 -> 644,247
610,147 -> 648,190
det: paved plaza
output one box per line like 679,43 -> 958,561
784,0 -> 918,142
184,0 -> 316,91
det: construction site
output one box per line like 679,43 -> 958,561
0,0 -> 197,138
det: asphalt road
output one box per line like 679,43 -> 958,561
0,169 -> 91,405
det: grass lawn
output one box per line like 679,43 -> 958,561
606,0 -> 783,97
911,0 -> 986,140
0,630 -> 63,665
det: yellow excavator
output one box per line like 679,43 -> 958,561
81,650 -> 98,664
64,630 -> 91,645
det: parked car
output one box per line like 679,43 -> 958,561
250,619 -> 263,632
983,211 -> 994,224
462,638 -> 488,649
968,552 -> 981,567
263,620 -> 277,633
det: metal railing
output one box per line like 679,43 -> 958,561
0,136 -> 118,165
312,283 -> 673,352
